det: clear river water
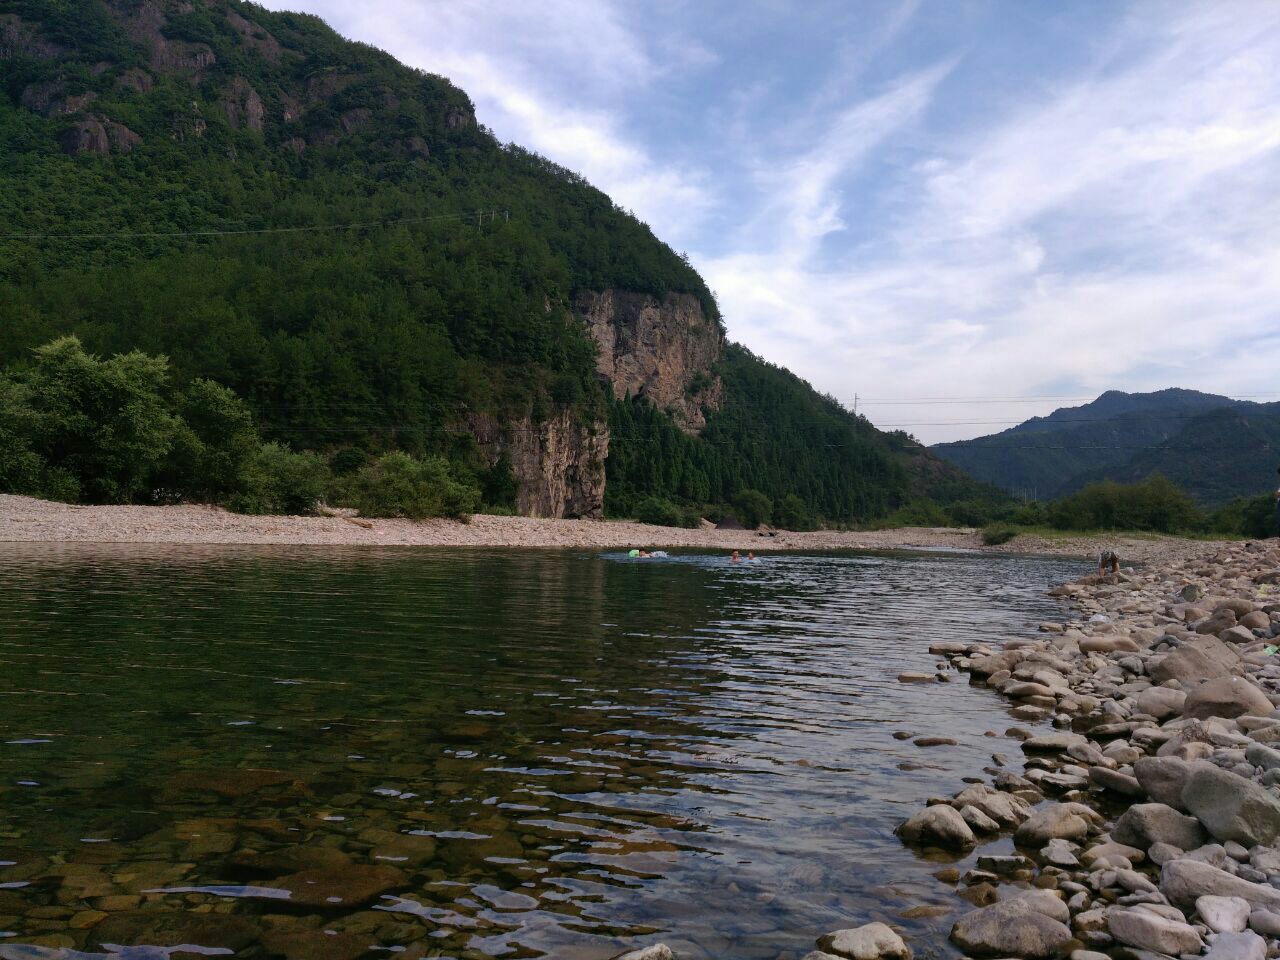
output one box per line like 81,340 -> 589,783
0,544 -> 1079,960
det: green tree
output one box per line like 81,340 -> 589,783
230,442 -> 330,515
347,452 -> 479,520
733,489 -> 772,529
17,337 -> 180,503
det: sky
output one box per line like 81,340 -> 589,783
260,0 -> 1280,443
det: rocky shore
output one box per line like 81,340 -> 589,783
614,540 -> 1280,960
0,494 -> 1222,563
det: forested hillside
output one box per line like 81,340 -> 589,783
0,0 -> 993,525
933,389 -> 1279,505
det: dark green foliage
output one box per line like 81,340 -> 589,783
329,447 -> 368,477
772,493 -> 816,531
478,454 -> 518,510
0,336 -> 180,503
605,344 -> 989,525
882,499 -> 951,528
733,489 -> 772,529
982,525 -> 1018,546
228,442 -> 329,515
1046,475 -> 1203,533
936,388 -> 1280,507
633,496 -> 686,528
161,378 -> 259,500
1209,494 -> 1276,540
342,451 -> 478,520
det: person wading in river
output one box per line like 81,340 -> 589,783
1098,549 -> 1120,577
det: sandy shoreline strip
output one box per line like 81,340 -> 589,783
0,494 -> 1223,562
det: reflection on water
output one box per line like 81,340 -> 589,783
0,545 -> 1077,959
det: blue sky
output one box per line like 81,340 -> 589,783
260,0 -> 1280,442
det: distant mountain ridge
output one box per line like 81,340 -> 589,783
933,389 -> 1280,505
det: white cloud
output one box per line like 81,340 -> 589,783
704,0 -> 1280,442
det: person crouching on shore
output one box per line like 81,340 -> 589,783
1098,549 -> 1120,577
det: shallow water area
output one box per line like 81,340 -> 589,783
0,544 -> 1079,959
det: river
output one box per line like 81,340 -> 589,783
0,544 -> 1079,959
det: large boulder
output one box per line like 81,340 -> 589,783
950,898 -> 1073,958
1015,804 -> 1090,847
1113,802 -> 1207,851
1161,858 -> 1280,910
1246,742 -> 1280,771
1196,895 -> 1252,933
1182,677 -> 1274,721
896,805 -> 976,849
1134,756 -> 1194,810
1107,907 -> 1203,955
1149,638 -> 1243,686
816,922 -> 912,960
1136,686 -> 1187,721
1204,930 -> 1267,960
1181,763 -> 1280,847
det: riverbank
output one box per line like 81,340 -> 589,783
0,494 -> 1224,563
783,537 -> 1280,960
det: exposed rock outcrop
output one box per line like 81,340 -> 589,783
60,117 -> 140,156
0,14 -> 65,60
470,412 -> 608,519
579,289 -> 723,432
20,82 -> 97,117
220,77 -> 265,132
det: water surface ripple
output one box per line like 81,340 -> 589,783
0,545 -> 1077,959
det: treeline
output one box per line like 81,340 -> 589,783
604,344 -> 1001,528
0,337 -> 500,519
963,476 -> 1274,543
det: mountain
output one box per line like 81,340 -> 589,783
0,0 -> 991,522
934,389 -> 1280,505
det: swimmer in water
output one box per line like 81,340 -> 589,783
747,551 -> 756,561
730,550 -> 740,563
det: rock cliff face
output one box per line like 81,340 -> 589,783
469,412 -> 609,520
578,290 -> 723,433
470,291 -> 722,518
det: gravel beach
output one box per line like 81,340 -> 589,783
0,494 -> 1226,563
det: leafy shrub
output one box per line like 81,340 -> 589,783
633,496 -> 684,528
733,488 -> 773,529
229,442 -> 330,515
167,379 -> 259,499
773,493 -> 817,531
329,447 -> 368,477
9,337 -> 181,504
1046,475 -> 1203,533
1209,494 -> 1276,539
982,525 -> 1018,546
479,455 -> 519,510
947,498 -> 998,527
346,452 -> 479,520
882,499 -> 951,528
